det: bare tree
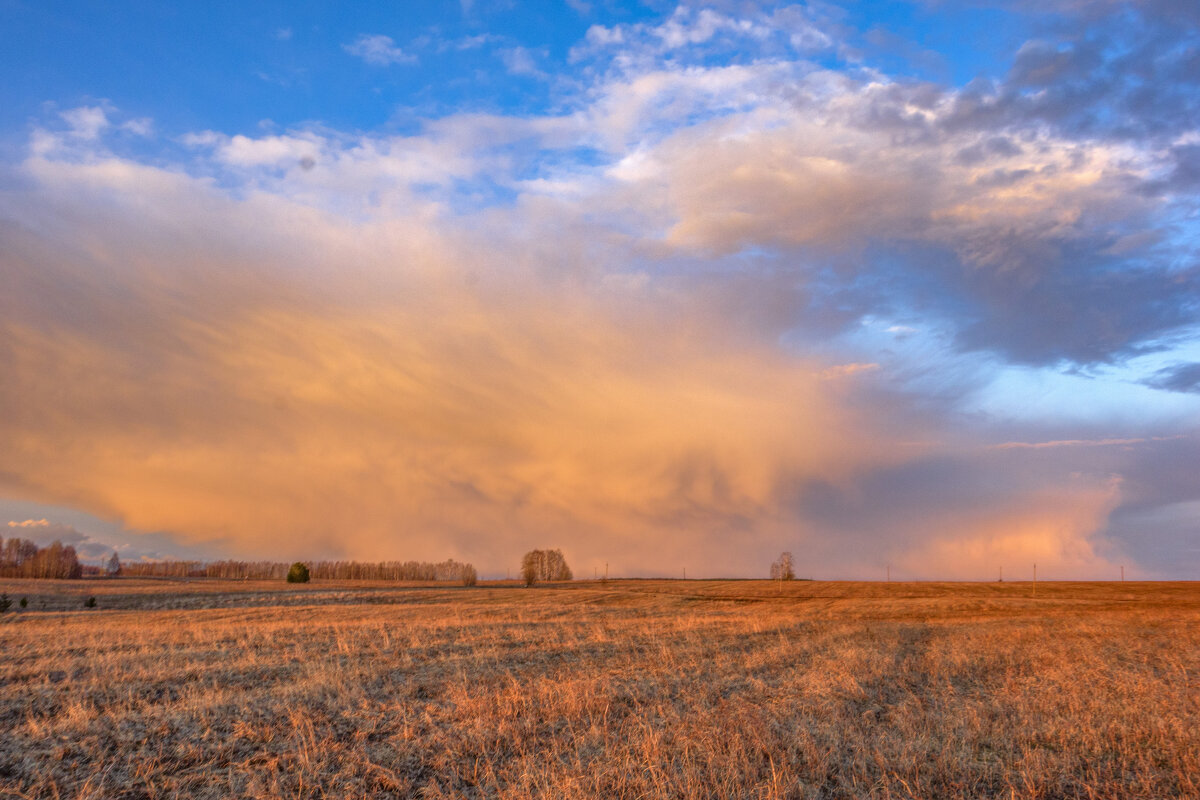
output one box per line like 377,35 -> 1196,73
0,537 -> 82,579
770,551 -> 795,581
105,552 -> 122,577
521,548 -> 573,586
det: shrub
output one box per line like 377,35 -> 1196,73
19,597 -> 27,609
0,594 -> 10,613
84,596 -> 97,608
286,562 -> 310,583
461,564 -> 478,587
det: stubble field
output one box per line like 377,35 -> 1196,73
0,578 -> 1197,799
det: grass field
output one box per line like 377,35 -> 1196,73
1,578 -> 1197,799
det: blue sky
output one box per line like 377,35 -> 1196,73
0,2 -> 1025,127
1,1 -> 1198,578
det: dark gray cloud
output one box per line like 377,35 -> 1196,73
1143,362 -> 1200,394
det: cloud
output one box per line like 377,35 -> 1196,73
6,519 -> 87,547
59,106 -> 109,140
575,5 -> 830,67
2,1 -> 1198,578
499,47 -> 546,78
120,117 -> 154,137
1143,363 -> 1200,394
343,34 -> 416,66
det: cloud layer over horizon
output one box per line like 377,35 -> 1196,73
1,1 -> 1198,578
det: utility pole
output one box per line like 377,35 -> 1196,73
1121,565 -> 1124,582
1033,563 -> 1037,598
999,565 -> 1003,582
605,562 -> 608,581
886,564 -> 890,582
683,566 -> 686,580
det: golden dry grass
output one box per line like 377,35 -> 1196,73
1,579 -> 1197,799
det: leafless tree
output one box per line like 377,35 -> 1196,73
770,551 -> 795,581
521,548 -> 573,586
0,537 -> 82,579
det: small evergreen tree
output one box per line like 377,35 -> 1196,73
106,551 -> 122,577
286,562 -> 310,583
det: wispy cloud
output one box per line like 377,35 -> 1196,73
343,34 -> 416,66
59,106 -> 109,139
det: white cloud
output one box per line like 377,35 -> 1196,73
120,117 -> 154,137
499,46 -> 546,78
217,133 -> 325,168
343,34 -> 416,66
60,106 -> 109,140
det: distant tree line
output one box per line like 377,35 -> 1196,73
521,548 -> 573,585
0,536 -> 83,579
121,558 -> 478,583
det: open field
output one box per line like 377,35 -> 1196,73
1,579 -> 1197,799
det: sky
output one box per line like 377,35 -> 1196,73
1,0 -> 1198,580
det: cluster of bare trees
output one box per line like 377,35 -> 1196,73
521,548 -> 573,585
122,560 -> 287,579
121,557 -> 478,584
770,551 -> 795,581
0,537 -> 83,579
307,560 -> 476,582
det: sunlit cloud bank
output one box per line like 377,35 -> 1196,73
1,2 -> 1198,577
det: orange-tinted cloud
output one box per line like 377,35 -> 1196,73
1,155 -> 903,575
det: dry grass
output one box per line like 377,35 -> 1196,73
1,579 -> 1197,799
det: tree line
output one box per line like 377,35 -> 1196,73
0,537 -> 83,579
122,558 -> 478,583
